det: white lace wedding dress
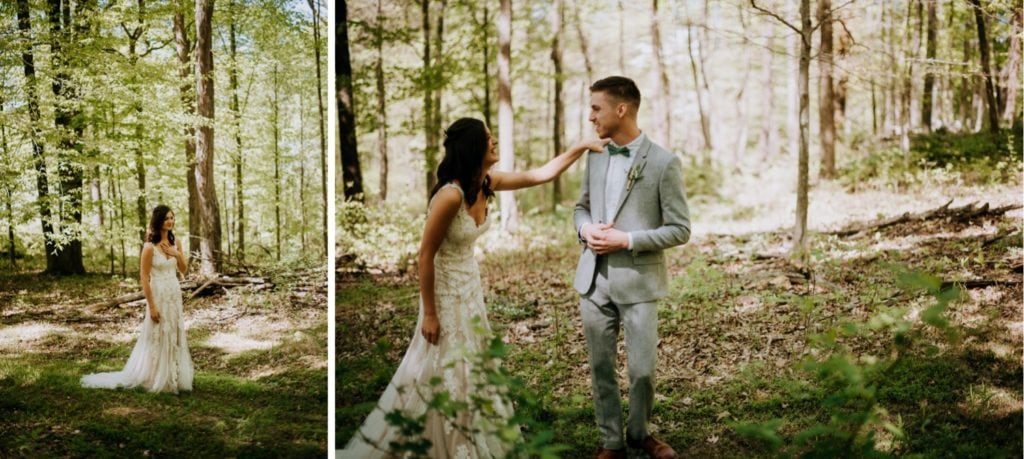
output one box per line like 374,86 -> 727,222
81,247 -> 194,394
342,183 -> 515,458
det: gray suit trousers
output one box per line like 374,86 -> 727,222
581,255 -> 658,450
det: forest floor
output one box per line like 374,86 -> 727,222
337,175 -> 1023,457
0,265 -> 328,457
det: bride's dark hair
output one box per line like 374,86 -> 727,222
429,117 -> 494,206
146,205 -> 175,245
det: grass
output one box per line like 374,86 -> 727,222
336,201 -> 1022,456
0,270 -> 327,458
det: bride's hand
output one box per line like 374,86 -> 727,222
158,241 -> 180,258
150,307 -> 161,324
421,314 -> 440,345
577,138 -> 611,153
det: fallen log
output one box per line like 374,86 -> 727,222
91,276 -> 272,310
940,279 -> 1023,289
827,200 -> 1022,238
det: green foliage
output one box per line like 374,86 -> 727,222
338,200 -> 425,271
735,267 -> 965,457
839,128 -> 1024,190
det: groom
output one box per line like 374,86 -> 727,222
573,76 -> 690,459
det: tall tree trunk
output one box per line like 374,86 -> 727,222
376,0 -> 389,202
430,0 -> 448,188
299,92 -> 307,251
969,0 -> 999,134
16,0 -> 58,272
834,19 -> 851,136
47,0 -> 88,275
195,0 -> 221,275
1002,9 -> 1021,123
337,0 -> 363,206
571,0 -> 593,81
817,0 -> 836,180
551,0 -> 564,211
107,172 -> 115,274
795,0 -> 811,257
617,0 -> 625,73
758,19 -> 776,160
173,2 -> 200,257
787,31 -> 800,156
272,65 -> 281,261
228,0 -> 245,261
687,23 -> 713,152
498,0 -> 518,232
650,0 -> 672,148
116,173 -> 127,277
124,0 -> 149,242
0,94 -> 14,268
313,0 -> 329,255
922,0 -> 937,131
421,0 -> 436,200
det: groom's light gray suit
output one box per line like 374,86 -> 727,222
573,133 -> 690,450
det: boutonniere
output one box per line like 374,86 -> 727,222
626,162 -> 646,192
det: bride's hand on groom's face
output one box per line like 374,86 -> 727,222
577,138 -> 611,153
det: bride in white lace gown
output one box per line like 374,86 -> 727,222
82,205 -> 194,394
342,118 -> 607,458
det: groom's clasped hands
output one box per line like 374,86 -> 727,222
581,223 -> 630,255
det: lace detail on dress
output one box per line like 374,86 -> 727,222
81,246 -> 194,394
342,182 -> 516,458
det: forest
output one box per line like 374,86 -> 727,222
1,0 -> 328,456
337,0 -> 1022,456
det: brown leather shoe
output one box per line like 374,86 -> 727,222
628,435 -> 678,459
595,447 -> 627,459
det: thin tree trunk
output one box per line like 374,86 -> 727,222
421,0 -> 436,200
1002,9 -> 1021,123
617,0 -> 625,73
272,65 -> 281,261
173,2 -> 200,257
796,0 -> 811,257
571,0 -> 593,81
195,0 -> 221,275
337,0 -> 363,207
551,0 -> 564,211
498,0 -> 518,232
0,94 -> 13,268
788,31 -> 799,155
651,0 -> 672,148
16,0 -> 58,272
228,0 -> 245,260
299,91 -> 307,252
969,0 -> 1000,134
107,172 -> 115,274
758,20 -> 776,160
922,0 -> 937,132
313,0 -> 329,255
817,0 -> 836,180
481,2 -> 492,128
125,1 -> 148,243
430,0 -> 448,184
376,0 -> 389,202
687,23 -> 713,151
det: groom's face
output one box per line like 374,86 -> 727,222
589,91 -> 622,138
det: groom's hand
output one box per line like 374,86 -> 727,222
588,227 -> 630,254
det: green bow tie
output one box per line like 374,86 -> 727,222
608,144 -> 630,156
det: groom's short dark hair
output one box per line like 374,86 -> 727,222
590,76 -> 641,111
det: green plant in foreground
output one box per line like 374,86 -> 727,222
735,267 -> 963,458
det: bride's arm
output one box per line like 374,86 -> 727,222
490,138 -> 610,192
417,187 -> 461,345
139,244 -> 160,323
174,239 -> 187,275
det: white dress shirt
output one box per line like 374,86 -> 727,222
582,132 -> 645,251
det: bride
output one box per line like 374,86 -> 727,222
81,204 -> 194,394
342,117 -> 607,457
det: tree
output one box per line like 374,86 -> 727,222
228,0 -> 245,260
1001,9 -> 1021,124
922,0 -> 937,132
497,0 -> 518,232
195,0 -> 221,275
650,0 -> 672,148
16,0 -> 58,272
817,0 -> 836,179
375,0 -> 389,202
47,0 -> 90,275
337,0 -> 363,204
969,0 -> 999,134
750,0 -> 813,257
550,0 -> 564,210
312,0 -> 329,256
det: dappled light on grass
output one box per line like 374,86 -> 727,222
204,332 -> 278,356
0,322 -> 74,351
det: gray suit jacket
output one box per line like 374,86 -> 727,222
573,136 -> 691,304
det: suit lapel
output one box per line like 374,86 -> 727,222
610,136 -> 651,223
592,148 -> 610,223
